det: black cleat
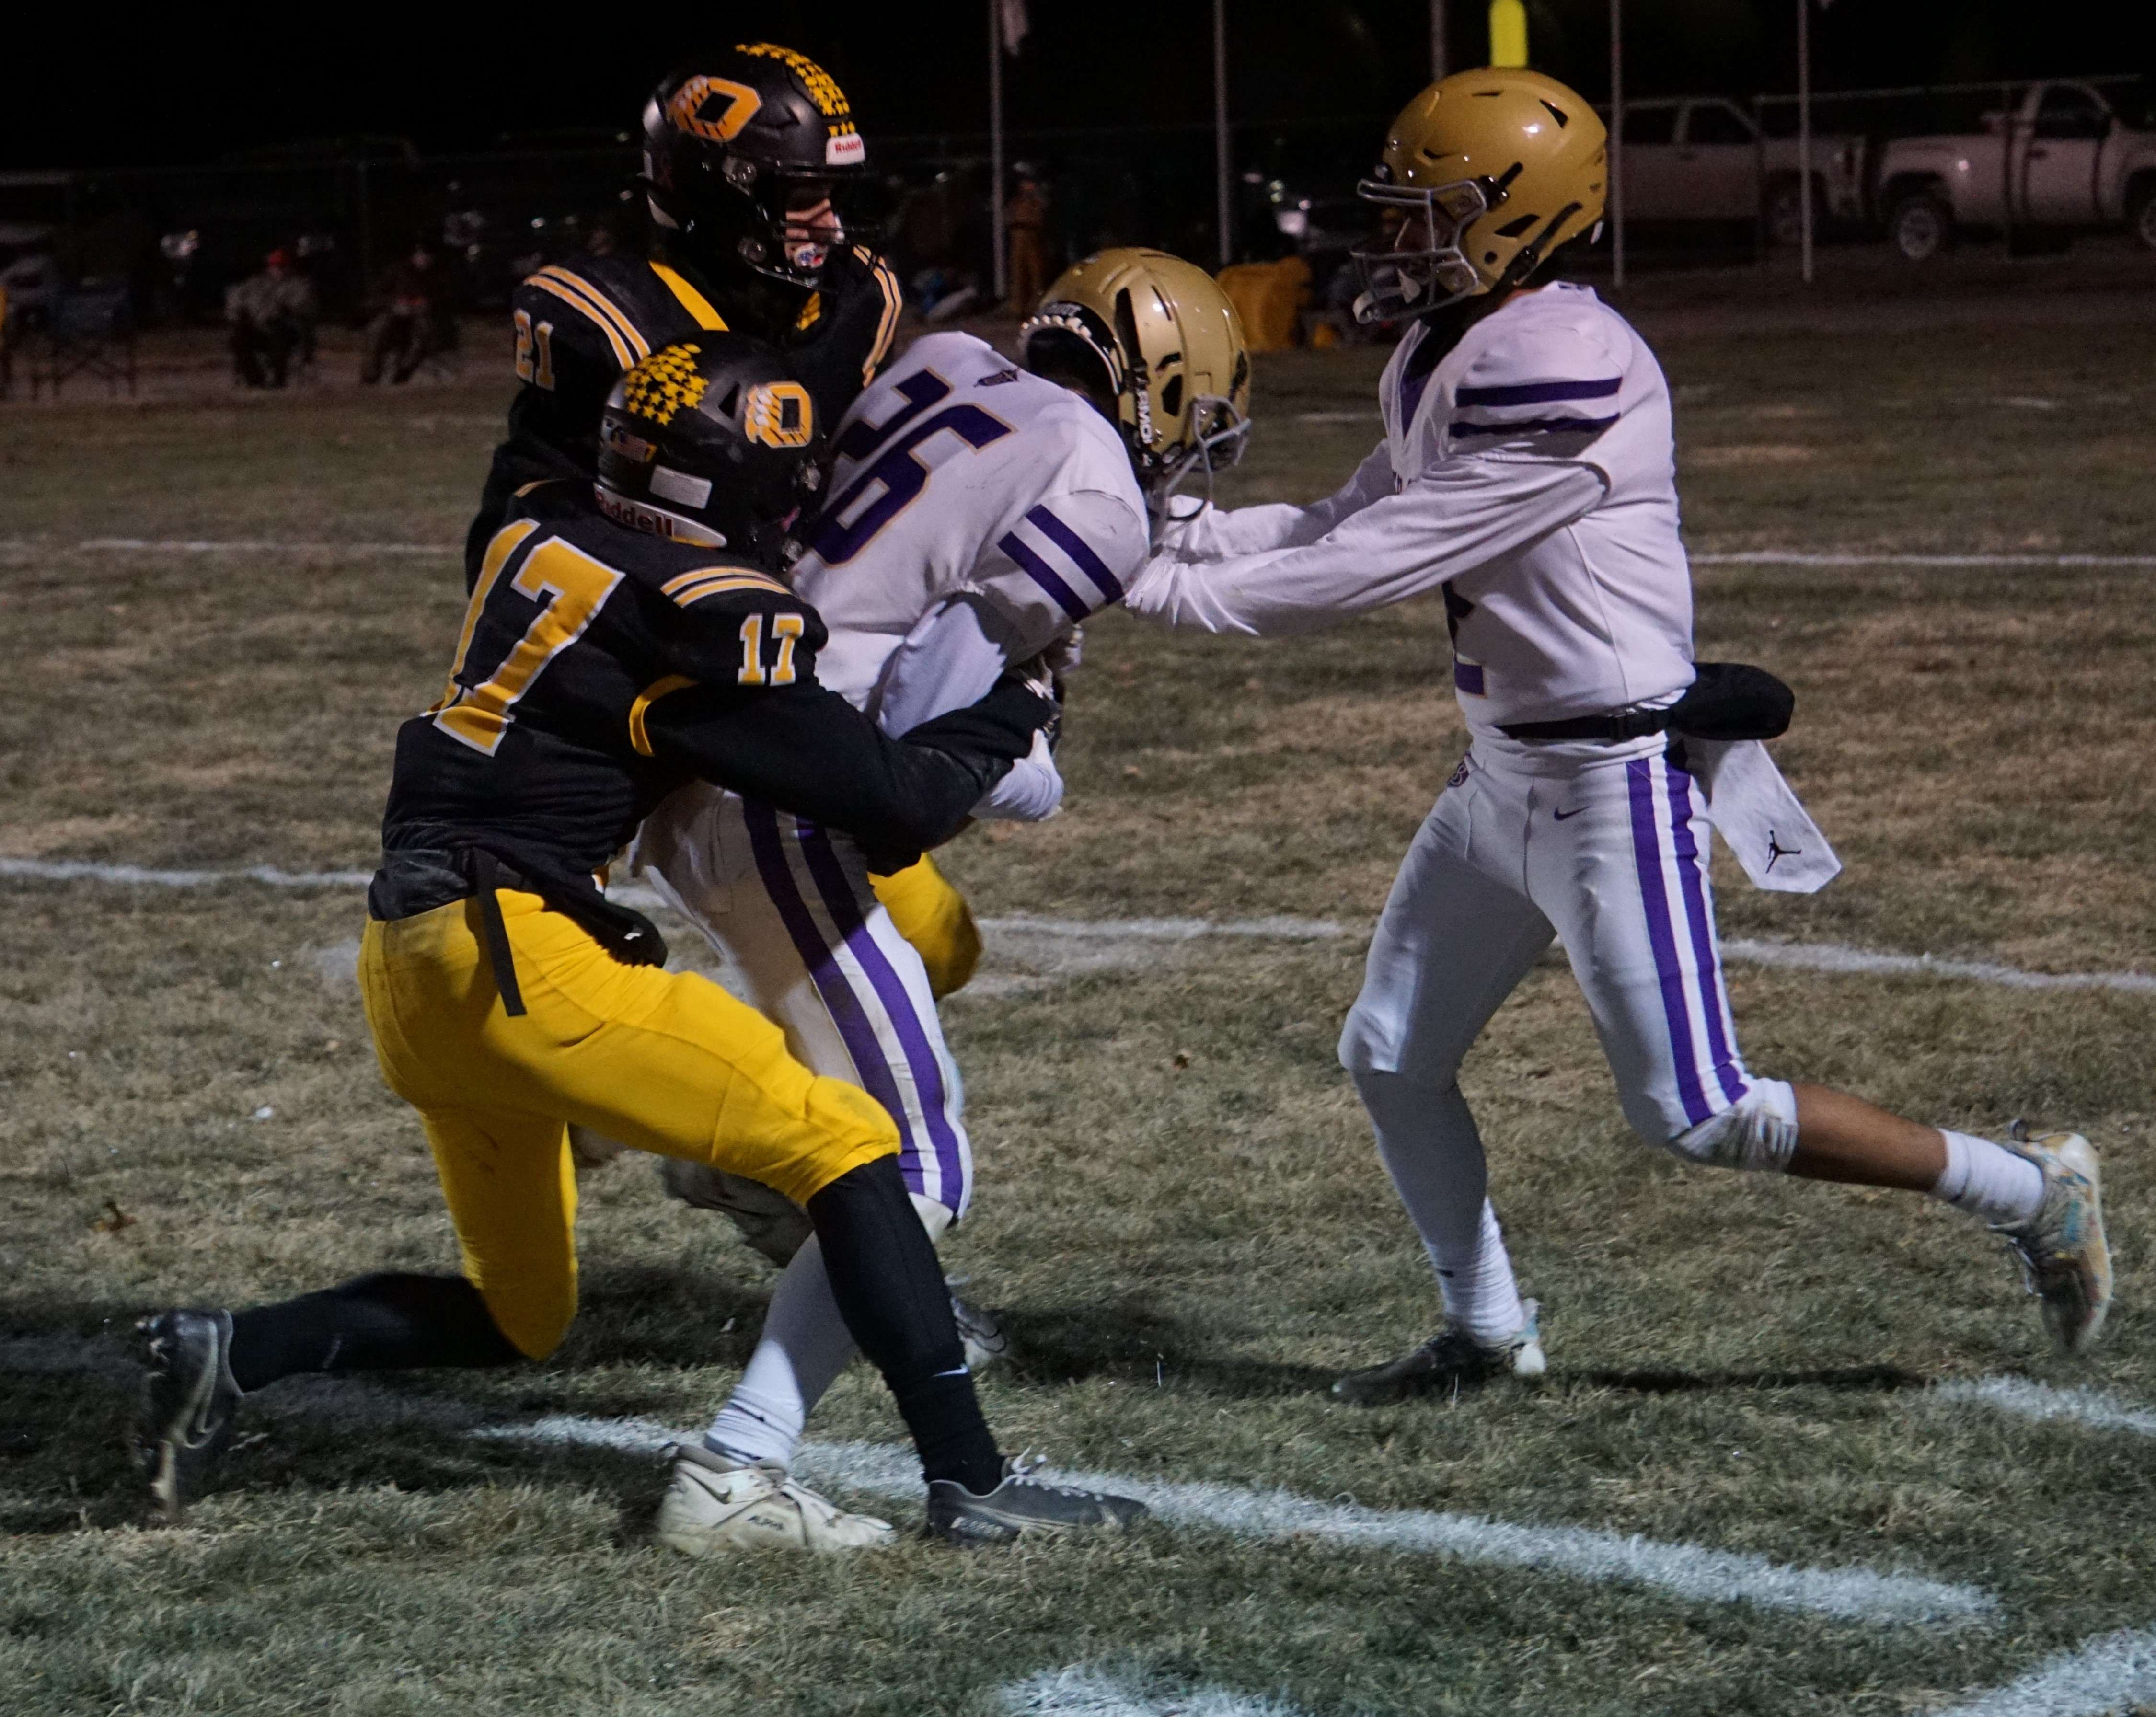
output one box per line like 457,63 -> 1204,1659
1332,1300 -> 1545,1406
136,1309 -> 242,1520
925,1458 -> 1149,1546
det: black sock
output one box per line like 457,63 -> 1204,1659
806,1157 -> 1003,1493
227,1272 -> 523,1392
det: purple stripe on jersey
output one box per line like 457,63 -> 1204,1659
997,530 -> 1092,622
1455,375 -> 1622,408
794,823 -> 967,1210
1663,757 -> 1749,1110
741,801 -> 923,1193
1626,758 -> 1712,1129
1025,504 -> 1125,603
1450,413 -> 1622,437
1453,659 -> 1487,695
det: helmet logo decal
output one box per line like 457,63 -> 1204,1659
669,76 -> 763,143
600,421 -> 657,463
743,382 -> 814,448
623,344 -> 709,426
736,42 -> 855,126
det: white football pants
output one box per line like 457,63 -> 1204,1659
1339,736 -> 1756,1336
633,783 -> 972,1466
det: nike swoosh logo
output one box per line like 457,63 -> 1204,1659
1553,806 -> 1587,821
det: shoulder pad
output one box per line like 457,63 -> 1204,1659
1449,305 -> 1625,441
520,263 -> 656,371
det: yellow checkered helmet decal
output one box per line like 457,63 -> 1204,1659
621,344 -> 709,427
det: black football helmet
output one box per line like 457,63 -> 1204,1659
595,337 -> 825,566
641,43 -> 868,293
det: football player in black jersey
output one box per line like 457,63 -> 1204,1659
138,338 -> 1145,1547
464,41 -> 904,584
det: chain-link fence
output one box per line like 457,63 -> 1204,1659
1,73 -> 2148,336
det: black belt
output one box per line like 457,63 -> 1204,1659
1498,664 -> 1797,747
1499,708 -> 1672,743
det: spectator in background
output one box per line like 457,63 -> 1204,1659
225,250 -> 316,389
1005,172 -> 1049,312
361,243 -> 450,385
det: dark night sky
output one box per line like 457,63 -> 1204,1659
5,0 -> 2150,170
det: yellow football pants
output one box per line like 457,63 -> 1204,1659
357,889 -> 899,1359
869,854 -> 981,1000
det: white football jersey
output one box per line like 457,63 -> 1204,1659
1132,283 -> 1696,731
791,330 -> 1149,714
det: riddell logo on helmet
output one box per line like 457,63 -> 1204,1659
825,131 -> 865,167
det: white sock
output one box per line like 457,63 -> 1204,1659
1931,1129 -> 2044,1226
1356,1070 -> 1528,1346
704,1235 -> 857,1471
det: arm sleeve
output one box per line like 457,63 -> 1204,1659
641,675 -> 1054,867
969,487 -> 1149,657
1155,439 -> 1396,562
1122,456 -> 1608,636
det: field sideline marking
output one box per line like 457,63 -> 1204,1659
1933,1376 -> 2156,1440
7,538 -> 2154,570
6,856 -> 2154,997
1001,1666 -> 1305,1716
476,1414 -> 1992,1626
1936,1627 -> 2156,1717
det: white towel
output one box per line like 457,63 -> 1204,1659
1688,738 -> 1841,894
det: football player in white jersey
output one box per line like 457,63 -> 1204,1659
1127,70 -> 2110,1402
634,250 -> 1251,1550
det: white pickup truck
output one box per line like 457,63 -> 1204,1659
1878,80 -> 2156,260
1604,98 -> 1869,246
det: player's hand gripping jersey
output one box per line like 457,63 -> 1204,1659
465,247 -> 903,581
1137,282 -> 1694,733
791,329 -> 1149,738
385,479 -> 1045,940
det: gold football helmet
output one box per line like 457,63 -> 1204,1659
1019,248 -> 1251,509
1354,69 -> 1606,322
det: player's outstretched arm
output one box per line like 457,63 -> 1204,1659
1125,455 -> 1607,637
642,675 -> 1055,869
1157,439 -> 1397,563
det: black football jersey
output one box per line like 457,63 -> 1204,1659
463,245 -> 903,584
389,481 -> 1029,887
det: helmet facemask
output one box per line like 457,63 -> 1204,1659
1351,174 -> 1502,323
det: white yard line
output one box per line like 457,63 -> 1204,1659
1936,1628 -> 2156,1717
1692,551 -> 2156,568
5,537 -> 2149,569
7,856 -> 2155,997
1934,1377 -> 2156,1440
483,1418 -> 1992,1626
1002,1666 -> 1306,1717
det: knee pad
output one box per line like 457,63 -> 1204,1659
1664,1078 -> 1798,1174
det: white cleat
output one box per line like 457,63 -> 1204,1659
655,1444 -> 896,1556
1995,1126 -> 2112,1355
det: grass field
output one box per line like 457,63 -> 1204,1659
4,274 -> 2156,1716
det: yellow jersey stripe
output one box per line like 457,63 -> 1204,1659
539,266 -> 651,360
527,274 -> 632,369
661,566 -> 786,597
858,245 -> 901,381
649,261 -> 728,332
628,673 -> 698,757
668,572 -> 792,606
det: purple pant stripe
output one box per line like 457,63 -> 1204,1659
794,824 -> 966,1208
1663,758 -> 1748,1109
1626,758 -> 1712,1129
741,801 -> 924,1194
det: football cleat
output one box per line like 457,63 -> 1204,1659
1332,1300 -> 1546,1406
951,1292 -> 1011,1374
135,1308 -> 242,1521
655,1444 -> 896,1555
924,1457 -> 1149,1546
1995,1127 -> 2111,1355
